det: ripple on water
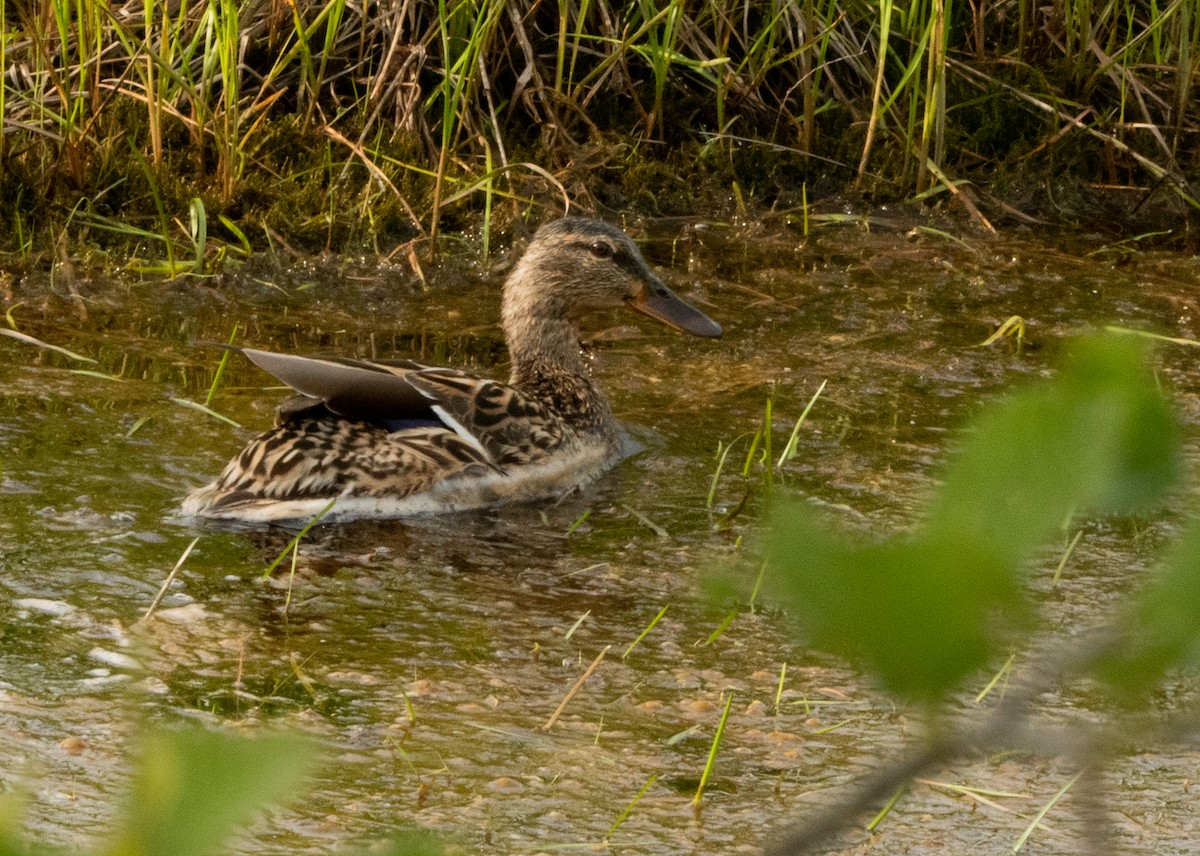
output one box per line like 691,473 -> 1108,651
3,226 -> 1200,853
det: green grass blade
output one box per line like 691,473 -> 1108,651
170,397 -> 242,428
1012,772 -> 1080,851
692,692 -> 735,807
622,604 -> 669,660
777,379 -> 827,467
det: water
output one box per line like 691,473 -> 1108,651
2,220 -> 1200,854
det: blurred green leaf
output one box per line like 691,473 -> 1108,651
347,831 -> 446,856
928,335 -> 1180,561
0,792 -> 31,856
105,728 -> 318,856
765,334 -> 1181,701
1095,518 -> 1200,697
768,505 -> 1027,700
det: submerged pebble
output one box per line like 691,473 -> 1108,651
76,674 -> 132,691
150,604 -> 208,624
59,736 -> 88,755
487,776 -> 525,793
87,648 -> 142,671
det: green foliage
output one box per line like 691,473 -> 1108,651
1097,517 -> 1200,696
927,335 -> 1180,559
0,793 -> 27,856
105,728 -> 319,856
2,0 -> 1198,260
368,833 -> 447,856
766,335 -> 1183,701
766,514 -> 1024,701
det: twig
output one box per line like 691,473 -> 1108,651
763,733 -> 959,855
138,537 -> 199,624
762,633 -> 1112,855
542,645 -> 610,731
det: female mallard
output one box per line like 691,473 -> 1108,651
183,218 -> 722,524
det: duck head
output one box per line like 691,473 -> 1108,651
501,218 -> 723,339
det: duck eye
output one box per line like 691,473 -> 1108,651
589,241 -> 614,259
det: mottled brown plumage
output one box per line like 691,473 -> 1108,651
183,218 -> 722,524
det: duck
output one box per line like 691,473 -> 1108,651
182,217 -> 722,524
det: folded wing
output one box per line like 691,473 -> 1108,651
238,348 -> 569,469
240,348 -> 436,422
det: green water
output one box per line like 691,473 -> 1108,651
2,221 -> 1200,853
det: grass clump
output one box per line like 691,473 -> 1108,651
1,0 -> 1198,265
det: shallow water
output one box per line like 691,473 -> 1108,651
2,220 -> 1200,854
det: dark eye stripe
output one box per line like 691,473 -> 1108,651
614,249 -> 654,279
570,238 -> 656,280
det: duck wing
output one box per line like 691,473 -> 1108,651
240,348 -> 437,423
237,348 -> 569,466
403,369 -> 569,466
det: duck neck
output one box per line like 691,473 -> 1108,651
502,309 -> 614,436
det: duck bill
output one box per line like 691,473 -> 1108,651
628,280 -> 723,338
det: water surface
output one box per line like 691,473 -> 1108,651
2,220 -> 1200,853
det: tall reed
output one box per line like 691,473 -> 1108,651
0,0 -> 1196,259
